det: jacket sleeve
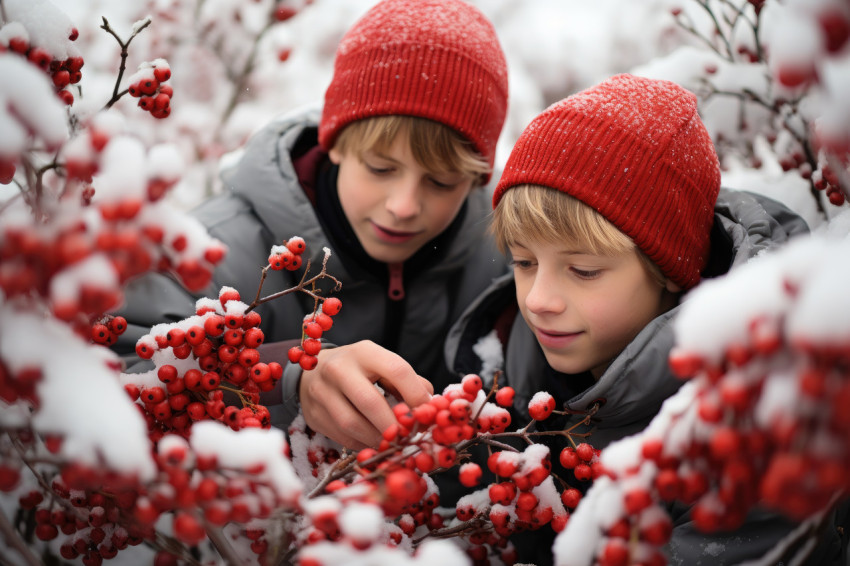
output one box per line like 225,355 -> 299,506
667,503 -> 843,565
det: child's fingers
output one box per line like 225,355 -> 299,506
301,379 -> 381,448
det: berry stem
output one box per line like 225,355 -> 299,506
0,506 -> 41,566
100,16 -> 152,109
202,519 -> 245,565
412,516 -> 487,545
246,248 -> 341,313
308,452 -> 358,498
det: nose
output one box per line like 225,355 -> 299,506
524,269 -> 566,316
385,179 -> 421,220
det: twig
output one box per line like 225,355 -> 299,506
203,520 -> 248,565
308,453 -> 358,498
0,507 -> 41,566
412,516 -> 487,545
246,248 -> 342,313
101,16 -> 152,109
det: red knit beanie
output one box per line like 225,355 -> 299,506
493,74 -> 720,290
319,0 -> 508,180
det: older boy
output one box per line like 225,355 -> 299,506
116,0 -> 510,449
446,74 -> 839,564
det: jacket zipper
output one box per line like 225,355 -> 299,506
384,262 -> 405,352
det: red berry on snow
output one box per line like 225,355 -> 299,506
458,463 -> 482,487
528,392 -> 556,421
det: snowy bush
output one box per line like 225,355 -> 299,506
1,1 -> 849,566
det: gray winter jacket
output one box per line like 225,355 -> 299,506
116,106 -> 509,424
445,189 -> 844,565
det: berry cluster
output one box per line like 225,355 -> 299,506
0,175 -> 225,341
558,442 -> 603,485
2,230 -> 338,565
287,295 -> 343,371
670,0 -> 849,210
1,422 -> 301,566
0,21 -> 84,105
553,237 -> 850,566
126,59 -> 173,119
131,287 -> 280,439
1,454 -> 153,566
268,236 -> 306,271
90,315 -> 128,346
291,374 -> 608,565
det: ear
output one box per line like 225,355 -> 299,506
665,279 -> 682,294
328,147 -> 342,165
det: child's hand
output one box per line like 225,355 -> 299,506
298,341 -> 433,449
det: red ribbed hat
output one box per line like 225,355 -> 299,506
319,0 -> 508,180
493,74 -> 720,290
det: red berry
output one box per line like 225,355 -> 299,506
322,297 -> 342,316
0,464 -> 20,491
458,463 -> 482,487
91,323 -> 110,344
495,386 -> 515,407
561,488 -> 581,510
0,160 -> 15,184
274,5 -> 297,21
288,346 -> 304,363
575,442 -> 594,462
528,392 -> 556,420
238,347 -> 260,367
153,66 -> 171,82
385,469 -> 425,505
203,315 -> 225,337
286,237 -> 306,254
157,364 -> 178,383
600,539 -> 629,566
302,338 -> 321,356
462,374 -> 483,396
250,363 -> 271,383
303,321 -> 323,339
109,316 -> 127,334
623,487 -> 653,515
244,327 -> 264,348
776,63 -> 815,88
314,312 -> 333,331
299,354 -> 318,371
219,287 -> 240,306
173,512 -> 205,545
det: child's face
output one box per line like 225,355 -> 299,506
509,239 -> 678,379
329,137 -> 475,264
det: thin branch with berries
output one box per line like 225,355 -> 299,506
100,16 -> 152,109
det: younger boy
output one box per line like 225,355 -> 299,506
446,74 -> 838,564
116,0 -> 510,449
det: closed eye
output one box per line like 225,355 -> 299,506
572,268 -> 601,279
365,163 -> 393,175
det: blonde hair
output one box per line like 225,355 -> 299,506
333,115 -> 490,184
492,185 -> 667,286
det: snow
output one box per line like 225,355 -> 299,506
189,421 -> 303,503
2,0 -> 850,564
0,54 -> 69,155
94,136 -> 149,200
339,502 -> 385,542
0,304 -> 157,480
3,0 -> 79,59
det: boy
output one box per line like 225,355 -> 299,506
116,0 -> 510,449
446,74 -> 839,564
